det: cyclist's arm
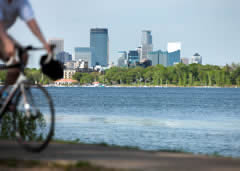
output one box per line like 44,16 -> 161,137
26,19 -> 51,54
0,21 -> 15,57
18,0 -> 50,54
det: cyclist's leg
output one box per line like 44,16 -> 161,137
0,38 -> 8,97
6,37 -> 28,85
0,36 -> 28,109
1,36 -> 28,87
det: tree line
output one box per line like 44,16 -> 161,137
1,64 -> 239,87
73,63 -> 240,87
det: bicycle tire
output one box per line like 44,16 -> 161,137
13,83 -> 55,152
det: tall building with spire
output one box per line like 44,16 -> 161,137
141,30 -> 153,61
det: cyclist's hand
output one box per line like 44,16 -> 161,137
44,43 -> 52,54
4,37 -> 15,57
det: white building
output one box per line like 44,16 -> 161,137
74,60 -> 88,69
117,51 -> 128,67
191,53 -> 202,64
74,47 -> 91,68
64,61 -> 75,69
167,42 -> 181,53
64,60 -> 88,70
64,69 -> 76,79
48,38 -> 64,56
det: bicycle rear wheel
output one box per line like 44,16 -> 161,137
14,83 -> 55,152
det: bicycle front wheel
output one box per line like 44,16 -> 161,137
14,83 -> 55,152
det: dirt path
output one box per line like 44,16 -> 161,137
0,140 -> 240,171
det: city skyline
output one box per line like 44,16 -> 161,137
9,0 -> 240,68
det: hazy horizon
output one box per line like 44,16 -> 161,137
9,0 -> 240,68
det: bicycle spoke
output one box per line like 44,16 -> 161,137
14,83 -> 55,152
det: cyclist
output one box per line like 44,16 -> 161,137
0,0 -> 52,96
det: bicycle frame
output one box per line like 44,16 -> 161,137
0,45 -> 54,121
0,73 -> 27,119
0,46 -> 36,120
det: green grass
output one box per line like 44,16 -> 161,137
0,159 -> 124,171
52,139 -> 140,150
53,138 -> 82,144
156,149 -> 189,153
0,159 -> 41,168
205,151 -> 236,159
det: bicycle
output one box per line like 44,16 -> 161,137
0,45 -> 55,153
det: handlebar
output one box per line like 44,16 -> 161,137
23,44 -> 56,52
0,45 -> 56,70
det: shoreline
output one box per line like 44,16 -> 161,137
43,84 -> 240,88
52,139 -> 239,159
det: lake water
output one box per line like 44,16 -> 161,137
47,87 -> 240,157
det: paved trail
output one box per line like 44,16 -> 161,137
0,140 -> 240,171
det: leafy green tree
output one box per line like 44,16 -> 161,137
207,71 -> 214,86
236,76 -> 240,86
72,72 -> 83,82
80,73 -> 94,84
143,70 -> 153,84
188,73 -> 193,86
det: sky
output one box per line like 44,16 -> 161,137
9,0 -> 240,68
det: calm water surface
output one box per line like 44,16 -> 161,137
47,87 -> 240,157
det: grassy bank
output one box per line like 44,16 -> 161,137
0,159 -> 124,171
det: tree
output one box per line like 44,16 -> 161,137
236,76 -> 240,86
80,73 -> 94,84
208,71 -> 214,86
72,72 -> 83,82
143,70 -> 153,84
188,73 -> 193,86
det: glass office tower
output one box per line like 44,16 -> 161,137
90,28 -> 109,67
167,50 -> 181,66
128,50 -> 139,64
148,50 -> 168,67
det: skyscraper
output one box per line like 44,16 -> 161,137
74,47 -> 92,68
141,30 -> 153,61
168,50 -> 181,66
148,49 -> 180,67
148,50 -> 168,67
90,28 -> 109,67
48,38 -> 64,56
167,42 -> 181,66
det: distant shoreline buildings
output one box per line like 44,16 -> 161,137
117,31 -> 203,67
49,28 -> 203,80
